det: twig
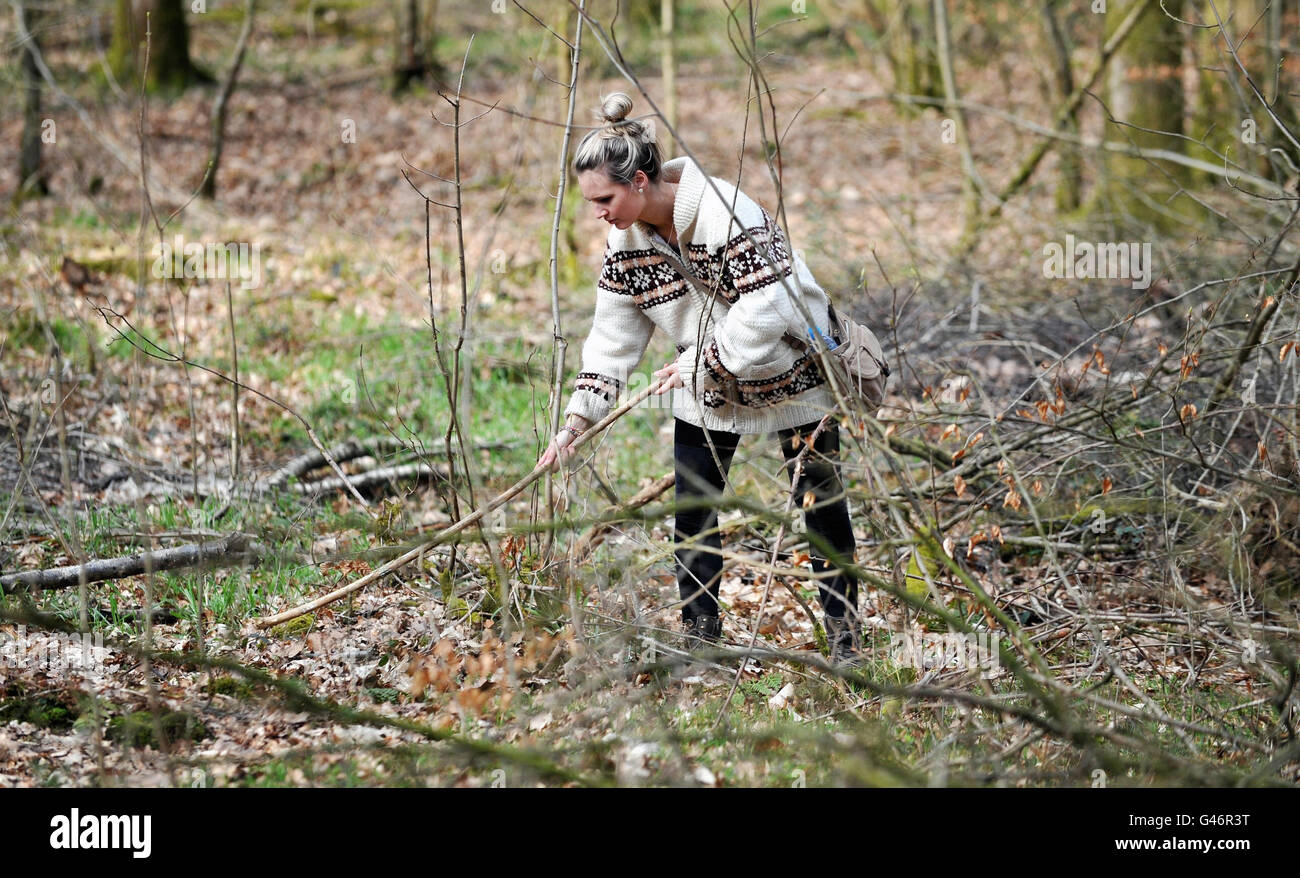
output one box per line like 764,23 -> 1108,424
198,0 -> 256,199
932,0 -> 985,229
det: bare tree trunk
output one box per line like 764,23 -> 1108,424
393,0 -> 424,93
554,0 -> 575,87
660,0 -> 677,157
1040,0 -> 1081,212
932,0 -> 981,229
15,0 -> 48,198
110,0 -> 211,91
1099,0 -> 1189,230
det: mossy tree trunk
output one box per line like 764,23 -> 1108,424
659,0 -> 677,158
17,0 -> 48,198
1041,0 -> 1081,212
392,0 -> 443,94
110,0 -> 211,92
199,0 -> 255,200
554,0 -> 576,87
1098,0 -> 1189,231
881,0 -> 943,114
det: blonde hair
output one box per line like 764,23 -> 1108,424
572,92 -> 663,185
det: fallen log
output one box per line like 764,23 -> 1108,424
1,532 -> 267,593
287,460 -> 449,496
266,436 -> 523,488
267,436 -> 416,487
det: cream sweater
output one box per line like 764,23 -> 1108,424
563,156 -> 838,435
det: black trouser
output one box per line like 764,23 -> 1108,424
673,417 -> 859,623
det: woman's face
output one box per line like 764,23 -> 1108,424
578,170 -> 641,230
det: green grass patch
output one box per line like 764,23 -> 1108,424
106,709 -> 210,748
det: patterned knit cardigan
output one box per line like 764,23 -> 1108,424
563,156 -> 838,436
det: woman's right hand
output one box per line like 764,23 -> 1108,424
536,418 -> 590,470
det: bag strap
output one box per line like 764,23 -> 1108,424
656,232 -> 891,385
653,237 -> 822,354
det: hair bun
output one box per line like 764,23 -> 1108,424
599,92 -> 633,125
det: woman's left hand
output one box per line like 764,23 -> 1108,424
652,360 -> 683,394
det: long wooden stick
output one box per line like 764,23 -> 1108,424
255,378 -> 668,629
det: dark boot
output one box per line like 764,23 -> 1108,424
825,616 -> 863,668
683,614 -> 722,649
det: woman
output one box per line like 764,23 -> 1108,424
538,93 -> 862,665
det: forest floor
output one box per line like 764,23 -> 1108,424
1,4 -> 1298,786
